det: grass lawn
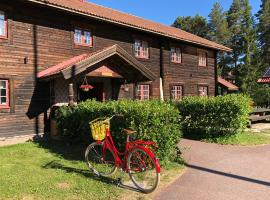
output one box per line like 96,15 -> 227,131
0,140 -> 183,200
202,130 -> 270,146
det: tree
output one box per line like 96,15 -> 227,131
208,2 -> 231,77
257,0 -> 270,69
172,14 -> 209,38
227,0 -> 258,93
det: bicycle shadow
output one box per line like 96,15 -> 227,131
42,160 -> 141,193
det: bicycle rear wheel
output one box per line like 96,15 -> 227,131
127,147 -> 160,193
85,142 -> 117,177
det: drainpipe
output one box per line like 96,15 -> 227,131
214,51 -> 218,96
160,43 -> 165,101
68,83 -> 74,106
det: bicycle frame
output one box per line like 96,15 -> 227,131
97,127 -> 160,173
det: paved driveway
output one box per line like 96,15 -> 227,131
155,139 -> 270,200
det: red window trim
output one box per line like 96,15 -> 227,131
171,85 -> 183,100
0,79 -> 10,109
134,39 -> 149,59
137,84 -> 150,101
0,11 -> 8,39
74,28 -> 93,47
198,50 -> 207,67
171,47 -> 182,64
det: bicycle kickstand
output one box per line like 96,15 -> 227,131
116,169 -> 126,186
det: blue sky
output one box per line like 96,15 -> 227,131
88,0 -> 261,25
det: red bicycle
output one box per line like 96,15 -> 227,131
85,115 -> 161,193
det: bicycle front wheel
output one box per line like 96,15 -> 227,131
85,142 -> 117,177
127,147 -> 160,193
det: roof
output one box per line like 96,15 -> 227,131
257,67 -> 270,83
218,77 -> 239,91
27,0 -> 232,52
38,45 -> 156,81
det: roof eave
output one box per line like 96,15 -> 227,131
26,0 -> 232,52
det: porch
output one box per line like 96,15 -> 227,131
37,45 -> 156,105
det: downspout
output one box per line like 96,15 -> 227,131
214,51 -> 218,96
160,43 -> 165,101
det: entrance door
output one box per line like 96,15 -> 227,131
78,82 -> 104,102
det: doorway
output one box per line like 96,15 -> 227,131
78,82 -> 104,102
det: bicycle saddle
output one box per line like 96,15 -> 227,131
123,129 -> 137,135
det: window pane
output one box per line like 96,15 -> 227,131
1,89 -> 6,96
0,97 -> 6,105
0,11 -> 5,36
74,29 -> 82,44
84,31 -> 91,45
0,80 -> 6,89
134,40 -> 141,57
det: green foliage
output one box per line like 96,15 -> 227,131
257,0 -> 270,65
56,100 -> 181,165
176,94 -> 252,139
250,85 -> 270,107
208,2 -> 231,78
172,14 -> 209,38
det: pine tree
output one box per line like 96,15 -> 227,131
227,0 -> 258,93
208,2 -> 231,77
172,15 -> 209,38
257,0 -> 270,68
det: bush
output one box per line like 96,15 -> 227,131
176,94 -> 252,139
56,100 -> 181,165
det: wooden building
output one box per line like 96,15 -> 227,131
217,77 -> 239,95
0,0 -> 231,138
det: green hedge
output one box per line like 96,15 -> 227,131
56,100 -> 181,165
176,94 -> 252,139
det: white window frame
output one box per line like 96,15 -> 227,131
134,40 -> 149,59
171,85 -> 183,100
198,50 -> 207,67
137,84 -> 150,100
171,47 -> 182,63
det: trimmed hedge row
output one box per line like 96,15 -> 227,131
176,94 -> 252,138
56,100 -> 181,165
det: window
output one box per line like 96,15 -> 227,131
171,47 -> 182,63
134,40 -> 149,59
74,28 -> 92,46
137,84 -> 150,100
0,11 -> 7,38
198,86 -> 208,96
198,50 -> 207,67
171,85 -> 183,100
0,80 -> 9,108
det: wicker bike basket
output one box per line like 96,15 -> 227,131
89,118 -> 110,141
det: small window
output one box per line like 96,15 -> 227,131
0,80 -> 9,108
198,86 -> 208,96
134,40 -> 149,59
0,11 -> 7,38
171,85 -> 183,100
74,28 -> 92,46
171,47 -> 182,63
137,84 -> 150,100
198,50 -> 207,67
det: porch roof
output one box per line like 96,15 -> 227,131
218,77 -> 239,91
37,45 -> 156,82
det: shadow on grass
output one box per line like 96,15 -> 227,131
34,139 -> 88,162
42,160 -> 141,193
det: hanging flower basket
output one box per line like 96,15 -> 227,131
80,77 -> 94,92
80,84 -> 94,92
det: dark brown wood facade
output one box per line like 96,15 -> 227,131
0,0 -> 218,137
